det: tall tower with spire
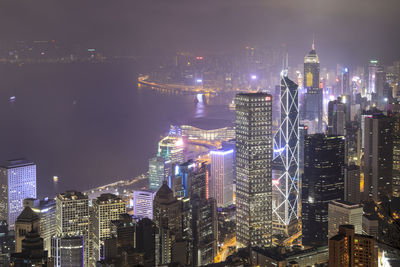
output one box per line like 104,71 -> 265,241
273,54 -> 300,240
303,40 -> 322,133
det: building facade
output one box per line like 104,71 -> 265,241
133,190 -> 155,220
210,149 -> 234,207
328,200 -> 363,239
235,93 -> 273,248
56,191 -> 89,266
272,71 -> 300,238
91,193 -> 126,265
0,159 -> 36,230
302,134 -> 345,246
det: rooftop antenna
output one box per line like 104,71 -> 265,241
281,52 -> 289,77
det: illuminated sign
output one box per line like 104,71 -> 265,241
265,96 -> 271,101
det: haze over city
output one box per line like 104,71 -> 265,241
0,0 -> 399,266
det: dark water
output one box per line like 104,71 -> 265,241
0,62 -> 234,197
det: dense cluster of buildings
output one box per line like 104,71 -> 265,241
2,43 -> 400,267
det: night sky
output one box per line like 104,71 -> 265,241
0,0 -> 399,67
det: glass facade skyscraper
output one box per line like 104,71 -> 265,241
0,159 -> 36,230
235,93 -> 272,248
272,70 -> 300,238
302,134 -> 345,246
303,42 -> 323,133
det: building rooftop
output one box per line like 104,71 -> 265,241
95,193 -> 123,204
57,190 -> 87,201
16,207 -> 39,223
330,200 -> 362,209
0,158 -> 35,169
183,118 -> 233,130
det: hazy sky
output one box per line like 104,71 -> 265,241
1,0 -> 399,67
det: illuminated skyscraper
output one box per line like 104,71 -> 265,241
328,97 -> 346,136
0,159 -> 36,230
210,149 -> 234,207
235,93 -> 272,248
328,200 -> 363,239
133,190 -> 155,219
368,60 -> 379,99
272,68 -> 300,238
149,156 -> 171,191
91,194 -> 126,265
363,113 -> 393,201
158,136 -> 184,164
303,41 -> 322,132
56,191 -> 89,266
302,134 -> 345,246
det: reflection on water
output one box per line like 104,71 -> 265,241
195,93 -> 205,118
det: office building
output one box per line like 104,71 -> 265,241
158,135 -> 184,164
393,113 -> 400,197
210,149 -> 234,207
14,206 -> 40,253
0,159 -> 36,230
91,194 -> 126,265
342,67 -> 350,95
362,214 -> 379,238
149,156 -> 171,191
11,230 -> 48,266
133,190 -> 155,220
299,124 -> 308,176
56,191 -> 89,266
302,134 -> 345,246
363,113 -> 393,201
153,182 -> 183,265
328,97 -> 346,136
191,197 -> 218,266
51,235 -> 84,267
136,218 -> 157,267
272,69 -> 300,238
173,160 -> 208,199
329,225 -> 378,267
368,60 -> 380,100
328,200 -> 363,238
344,165 -> 361,204
23,197 -> 56,253
303,41 -> 323,132
235,93 -> 273,248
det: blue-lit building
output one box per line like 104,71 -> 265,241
0,159 -> 36,230
173,160 -> 208,199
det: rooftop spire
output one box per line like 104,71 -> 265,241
312,34 -> 315,50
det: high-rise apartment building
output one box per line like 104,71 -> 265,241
303,42 -> 323,132
302,134 -> 345,246
56,191 -> 89,266
133,190 -> 155,219
329,225 -> 378,267
149,156 -> 171,191
328,200 -> 363,239
235,93 -> 273,248
210,149 -> 234,207
272,70 -> 300,238
363,113 -> 393,201
91,193 -> 126,265
0,159 -> 36,230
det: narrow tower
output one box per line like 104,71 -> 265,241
273,57 -> 300,239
